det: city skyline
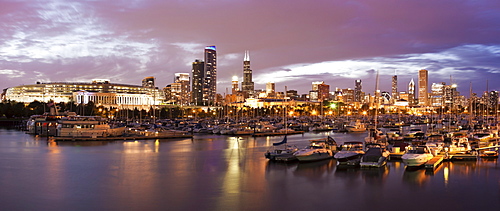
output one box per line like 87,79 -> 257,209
1,0 -> 500,96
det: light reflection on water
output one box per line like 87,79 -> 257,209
0,128 -> 499,210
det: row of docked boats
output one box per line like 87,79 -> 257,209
266,124 -> 500,168
265,136 -> 391,168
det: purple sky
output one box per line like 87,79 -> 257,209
1,0 -> 500,97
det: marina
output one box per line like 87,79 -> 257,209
1,127 -> 499,210
5,110 -> 500,210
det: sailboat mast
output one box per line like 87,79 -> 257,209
469,82 -> 473,130
284,86 -> 288,147
374,70 -> 379,128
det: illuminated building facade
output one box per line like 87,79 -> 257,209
392,75 -> 398,103
430,82 -> 445,107
5,80 -> 164,109
191,59 -> 205,105
310,81 -> 329,102
418,69 -> 429,106
354,80 -> 362,102
165,73 -> 190,106
204,46 -> 217,105
341,88 -> 355,103
231,76 -> 239,95
408,79 -> 416,105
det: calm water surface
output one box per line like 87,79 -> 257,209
0,128 -> 499,211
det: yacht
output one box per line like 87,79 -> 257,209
401,145 -> 434,167
293,137 -> 338,162
444,132 -> 472,154
345,120 -> 366,132
360,143 -> 390,168
56,115 -> 125,138
334,141 -> 365,166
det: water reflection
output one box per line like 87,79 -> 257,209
402,167 -> 429,187
2,128 -> 500,210
294,159 -> 335,180
359,166 -> 390,186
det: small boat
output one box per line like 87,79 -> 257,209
334,141 -> 365,166
360,143 -> 390,168
265,136 -> 299,161
345,120 -> 366,132
401,145 -> 434,167
293,136 -> 338,162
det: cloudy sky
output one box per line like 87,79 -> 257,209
1,0 -> 500,97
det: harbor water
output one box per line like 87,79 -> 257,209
0,127 -> 499,211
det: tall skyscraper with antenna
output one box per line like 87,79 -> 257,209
241,50 -> 254,98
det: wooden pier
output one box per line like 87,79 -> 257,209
424,155 -> 444,170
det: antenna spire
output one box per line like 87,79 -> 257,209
244,50 -> 250,61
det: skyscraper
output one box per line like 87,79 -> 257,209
317,83 -> 330,101
408,79 -> 415,105
174,73 -> 190,106
392,75 -> 398,103
204,46 -> 217,105
354,80 -> 362,102
418,69 -> 429,106
311,81 -> 329,101
191,59 -> 204,105
241,50 -> 254,98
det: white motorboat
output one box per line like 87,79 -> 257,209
334,141 -> 365,166
401,145 -> 434,167
360,143 -> 390,168
293,137 -> 338,162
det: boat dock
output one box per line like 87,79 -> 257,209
424,155 -> 444,170
50,134 -> 193,141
